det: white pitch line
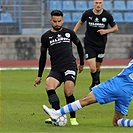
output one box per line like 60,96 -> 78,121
0,66 -> 126,71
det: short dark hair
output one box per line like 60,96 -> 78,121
51,10 -> 63,17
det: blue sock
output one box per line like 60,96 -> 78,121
117,118 -> 133,127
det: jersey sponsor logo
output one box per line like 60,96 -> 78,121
65,70 -> 76,76
97,53 -> 105,58
88,22 -> 105,28
129,73 -> 133,80
49,34 -> 70,46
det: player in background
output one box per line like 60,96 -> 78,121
73,0 -> 118,90
43,59 -> 133,127
34,10 -> 84,126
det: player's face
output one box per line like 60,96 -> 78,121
93,0 -> 104,11
50,16 -> 64,31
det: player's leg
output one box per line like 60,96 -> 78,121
46,77 -> 60,110
113,110 -> 125,126
117,118 -> 133,127
96,61 -> 102,84
95,50 -> 105,87
64,68 -> 79,125
114,92 -> 133,127
45,71 -> 62,124
64,81 -> 79,125
87,58 -> 99,90
85,45 -> 98,90
43,91 -> 97,120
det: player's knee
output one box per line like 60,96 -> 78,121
90,67 -> 97,73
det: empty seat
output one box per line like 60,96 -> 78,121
124,12 -> 133,22
75,1 -> 88,11
127,1 -> 133,11
72,12 -> 82,22
1,12 -> 13,23
63,13 -> 72,23
88,1 -> 93,9
113,1 -> 126,11
112,12 -> 124,22
103,1 -> 111,11
63,1 -> 75,11
49,1 -> 62,11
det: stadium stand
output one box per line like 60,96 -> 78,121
113,0 -> 127,11
112,12 -> 124,23
72,12 -> 82,22
63,12 -> 72,23
75,1 -> 88,11
124,12 -> 133,22
0,12 -> 13,23
127,1 -> 133,11
103,1 -> 111,11
49,0 -> 62,11
88,1 -> 93,9
62,1 -> 75,11
0,0 -> 133,34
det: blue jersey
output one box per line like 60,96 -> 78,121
92,59 -> 133,115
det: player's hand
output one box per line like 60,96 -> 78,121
97,29 -> 107,35
34,77 -> 42,87
78,65 -> 84,73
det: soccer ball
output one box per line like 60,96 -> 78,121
53,115 -> 67,126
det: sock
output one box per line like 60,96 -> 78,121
55,100 -> 82,116
65,94 -> 76,118
97,70 -> 101,83
47,90 -> 60,110
117,118 -> 133,127
90,71 -> 100,86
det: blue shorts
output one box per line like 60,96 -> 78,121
92,78 -> 132,115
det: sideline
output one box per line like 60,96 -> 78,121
0,66 -> 126,71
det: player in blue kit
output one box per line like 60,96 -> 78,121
43,59 -> 133,127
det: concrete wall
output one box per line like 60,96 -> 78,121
0,34 -> 133,60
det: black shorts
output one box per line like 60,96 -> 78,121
84,46 -> 105,62
47,67 -> 78,85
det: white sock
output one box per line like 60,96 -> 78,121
117,118 -> 133,127
55,100 -> 82,116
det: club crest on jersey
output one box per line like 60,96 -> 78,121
65,33 -> 70,38
102,17 -> 107,22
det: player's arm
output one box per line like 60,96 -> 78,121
34,46 -> 47,87
97,24 -> 118,35
73,38 -> 84,73
73,19 -> 83,33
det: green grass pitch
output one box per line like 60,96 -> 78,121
0,69 -> 133,133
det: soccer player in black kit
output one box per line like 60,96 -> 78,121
74,0 -> 118,90
34,10 -> 84,125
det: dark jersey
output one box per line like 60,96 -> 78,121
38,27 -> 84,77
81,9 -> 116,48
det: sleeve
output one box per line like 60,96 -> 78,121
38,35 -> 47,77
108,13 -> 117,27
81,10 -> 88,23
71,31 -> 84,65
